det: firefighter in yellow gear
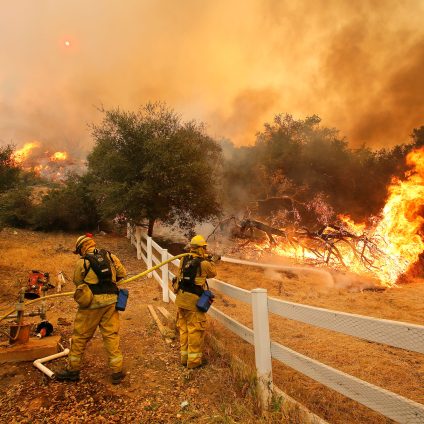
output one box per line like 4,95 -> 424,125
56,234 -> 127,384
175,235 -> 217,369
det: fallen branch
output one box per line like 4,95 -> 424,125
209,217 -> 393,273
147,305 -> 175,343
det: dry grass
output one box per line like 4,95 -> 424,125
0,228 -> 76,304
211,261 -> 424,424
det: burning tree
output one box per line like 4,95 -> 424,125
222,114 -> 423,227
212,147 -> 424,286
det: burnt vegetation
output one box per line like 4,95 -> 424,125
217,217 -> 388,272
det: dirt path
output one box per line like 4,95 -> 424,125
0,229 -> 262,424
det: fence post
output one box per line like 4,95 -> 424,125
251,288 -> 273,411
135,226 -> 142,260
130,226 -> 136,248
146,236 -> 153,277
161,248 -> 169,303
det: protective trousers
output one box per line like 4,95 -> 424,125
177,308 -> 206,369
68,303 -> 123,373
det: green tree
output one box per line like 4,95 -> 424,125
88,102 -> 222,236
0,145 -> 21,192
411,125 -> 424,148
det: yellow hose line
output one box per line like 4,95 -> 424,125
118,252 -> 187,285
0,252 -> 188,324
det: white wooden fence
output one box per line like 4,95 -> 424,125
128,226 -> 424,424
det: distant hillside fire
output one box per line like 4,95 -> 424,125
49,151 -> 68,161
13,141 -> 83,180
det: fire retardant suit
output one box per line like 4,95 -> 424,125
175,242 -> 216,369
57,235 -> 126,383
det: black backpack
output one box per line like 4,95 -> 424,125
178,255 -> 205,296
83,249 -> 118,295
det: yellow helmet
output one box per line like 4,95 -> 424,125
73,233 -> 94,254
190,234 -> 207,247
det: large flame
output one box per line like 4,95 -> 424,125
50,151 -> 68,161
254,147 -> 424,286
13,141 -> 41,163
372,147 -> 424,283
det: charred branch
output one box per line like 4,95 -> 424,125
209,217 -> 392,272
240,219 -> 286,244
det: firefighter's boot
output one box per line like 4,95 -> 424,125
111,371 -> 125,385
55,369 -> 80,382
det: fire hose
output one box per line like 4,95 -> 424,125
0,253 -> 188,324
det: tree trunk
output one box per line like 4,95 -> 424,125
147,218 -> 155,237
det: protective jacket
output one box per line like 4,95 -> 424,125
73,246 -> 126,310
175,246 -> 216,368
68,243 -> 127,374
175,249 -> 216,311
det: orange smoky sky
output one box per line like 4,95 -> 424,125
0,0 -> 423,160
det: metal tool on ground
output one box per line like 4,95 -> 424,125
35,321 -> 54,338
25,270 -> 55,300
8,288 -> 31,344
2,281 -> 53,346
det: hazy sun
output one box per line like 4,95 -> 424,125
64,40 -> 71,47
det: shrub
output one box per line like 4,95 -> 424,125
0,186 -> 34,228
32,174 -> 100,231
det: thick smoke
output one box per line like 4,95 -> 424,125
1,0 -> 423,157
320,12 -> 424,147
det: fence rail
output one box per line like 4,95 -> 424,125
270,341 -> 424,424
267,297 -> 424,354
208,307 -> 254,344
127,225 -> 424,424
209,278 -> 252,304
